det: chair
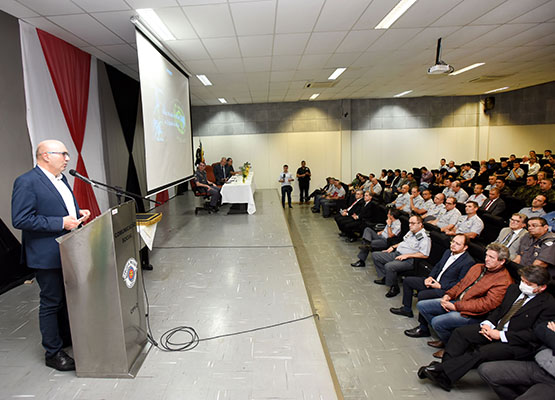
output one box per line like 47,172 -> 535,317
190,180 -> 213,214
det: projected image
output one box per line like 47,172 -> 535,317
136,31 -> 194,192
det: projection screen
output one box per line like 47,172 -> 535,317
136,29 -> 194,194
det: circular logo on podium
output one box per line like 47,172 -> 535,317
122,258 -> 138,288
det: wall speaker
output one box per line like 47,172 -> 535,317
484,96 -> 495,112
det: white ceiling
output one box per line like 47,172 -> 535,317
2,0 -> 554,105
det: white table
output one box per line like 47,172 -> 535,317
220,172 -> 256,214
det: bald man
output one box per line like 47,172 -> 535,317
12,139 -> 90,371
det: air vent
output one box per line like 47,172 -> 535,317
304,81 -> 338,89
469,74 -> 513,83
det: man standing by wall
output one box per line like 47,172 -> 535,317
279,164 -> 294,208
11,140 -> 91,371
296,160 -> 311,204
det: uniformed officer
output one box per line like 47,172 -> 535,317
296,161 -> 311,203
429,197 -> 461,231
514,217 -> 555,278
372,215 -> 431,297
444,201 -> 484,240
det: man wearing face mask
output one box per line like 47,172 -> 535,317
418,265 -> 555,392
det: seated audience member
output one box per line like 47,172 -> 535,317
392,184 -> 411,212
337,191 -> 374,241
522,155 -> 530,165
335,189 -> 364,233
429,197 -> 461,231
226,157 -> 239,175
423,193 -> 446,221
379,169 -> 387,181
444,201 -> 484,239
406,243 -> 513,354
446,161 -> 458,174
479,187 -> 506,217
459,163 -> 476,185
545,149 -> 553,159
408,186 -> 425,214
514,175 -> 541,206
308,177 -> 333,201
506,161 -> 525,181
368,177 -> 383,198
194,161 -> 221,211
514,217 -> 555,274
528,157 -> 540,176
360,175 -> 372,192
395,170 -> 409,192
495,177 -> 513,197
406,173 -> 418,189
451,180 -> 469,203
390,234 -> 474,318
487,158 -> 498,173
442,178 -> 454,198
390,169 -> 402,189
439,158 -> 448,171
351,209 -> 402,267
519,194 -> 547,219
385,169 -> 395,187
420,167 -> 434,190
317,179 -> 346,217
412,189 -> 433,216
495,160 -> 510,178
543,158 -> 555,175
473,165 -> 490,187
213,157 -> 229,185
372,215 -> 431,298
418,265 -> 555,392
312,178 -> 341,214
466,183 -> 487,207
433,170 -> 445,187
508,154 -> 517,166
539,178 -> 555,203
537,171 -> 548,182
495,213 -> 528,259
485,174 -> 497,191
478,320 -> 555,400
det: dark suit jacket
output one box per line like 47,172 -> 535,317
486,284 -> 555,349
346,198 -> 364,216
429,250 -> 475,291
12,166 -> 80,270
480,197 -> 506,216
358,200 -> 374,223
213,164 -> 228,185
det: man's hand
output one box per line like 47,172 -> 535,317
424,277 -> 441,289
480,325 -> 501,341
395,254 -> 411,261
440,299 -> 456,312
63,215 -> 81,230
79,209 -> 91,222
384,246 -> 395,253
548,321 -> 555,332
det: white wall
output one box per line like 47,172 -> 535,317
487,124 -> 555,159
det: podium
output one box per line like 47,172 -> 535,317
57,201 -> 151,378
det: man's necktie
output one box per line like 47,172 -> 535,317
496,296 -> 527,330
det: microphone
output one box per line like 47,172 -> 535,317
69,169 -> 94,186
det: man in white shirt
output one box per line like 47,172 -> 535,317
429,197 -> 461,231
444,201 -> 484,239
278,164 -> 294,208
519,194 -> 547,219
466,183 -> 487,207
451,181 -> 469,203
392,184 -> 411,211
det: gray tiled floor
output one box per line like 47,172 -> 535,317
284,203 -> 496,399
0,190 -> 337,400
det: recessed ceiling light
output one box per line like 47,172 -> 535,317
375,0 -> 418,30
328,68 -> 346,80
449,63 -> 485,76
393,90 -> 412,97
196,75 -> 212,86
309,93 -> 320,100
218,98 -> 227,104
484,86 -> 509,94
136,9 -> 175,41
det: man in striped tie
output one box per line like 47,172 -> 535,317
417,265 -> 555,392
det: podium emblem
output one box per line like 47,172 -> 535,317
122,258 -> 138,288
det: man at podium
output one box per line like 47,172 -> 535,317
11,139 -> 90,372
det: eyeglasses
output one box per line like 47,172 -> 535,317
46,151 -> 70,158
509,218 -> 522,223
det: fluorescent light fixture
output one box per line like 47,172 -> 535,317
218,98 -> 227,104
196,75 -> 212,86
309,93 -> 320,100
485,86 -> 509,94
450,63 -> 485,76
375,0 -> 418,29
328,67 -> 346,80
393,90 -> 412,97
136,9 -> 175,41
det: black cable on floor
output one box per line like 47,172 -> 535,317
141,267 -> 319,352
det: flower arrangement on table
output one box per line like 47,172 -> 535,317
239,162 -> 251,182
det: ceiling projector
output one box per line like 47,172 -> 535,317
427,38 -> 454,75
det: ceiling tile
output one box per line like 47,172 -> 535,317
335,30 -> 383,53
184,59 -> 218,74
471,0 -> 550,25
18,0 -> 82,15
431,0 -> 505,26
275,0 -> 324,33
125,0 -> 180,8
354,0 -> 401,29
394,0 -> 463,28
399,26 -> 459,50
213,58 -> 245,73
270,70 -> 295,82
273,33 -> 310,55
91,10 -> 137,43
97,43 -> 138,64
178,0 -> 226,5
230,0 -> 275,36
72,0 -> 130,13
313,0 -> 370,32
167,39 -> 209,60
183,3 -> 235,38
305,31 -> 347,54
461,24 -> 537,48
238,35 -> 273,57
156,7 -> 197,39
366,28 -> 423,51
443,25 -> 498,48
243,56 -> 272,72
203,37 -> 241,58
22,17 -> 89,47
271,55 -> 301,71
298,54 -> 330,70
0,0 -> 39,18
498,22 -> 555,46
511,0 -> 555,23
80,45 -> 121,65
48,14 -> 124,45
325,53 -> 360,68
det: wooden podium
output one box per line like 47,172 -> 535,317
57,201 -> 151,378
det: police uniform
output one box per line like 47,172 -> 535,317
519,207 -> 546,219
195,168 -> 221,208
455,214 -> 484,236
411,195 -> 425,210
395,193 -> 411,210
436,208 -> 462,228
453,189 -> 469,203
467,193 -> 487,207
517,232 -> 555,275
357,219 -> 402,261
426,203 -> 446,219
372,228 -> 431,286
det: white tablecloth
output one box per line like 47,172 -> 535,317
220,172 -> 256,214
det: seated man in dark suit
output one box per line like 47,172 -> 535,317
335,190 -> 364,235
11,139 -> 91,371
213,157 -> 229,186
418,265 -> 555,392
390,234 -> 474,319
338,191 -> 375,241
479,187 -> 506,217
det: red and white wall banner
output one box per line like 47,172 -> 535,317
19,21 -> 108,218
